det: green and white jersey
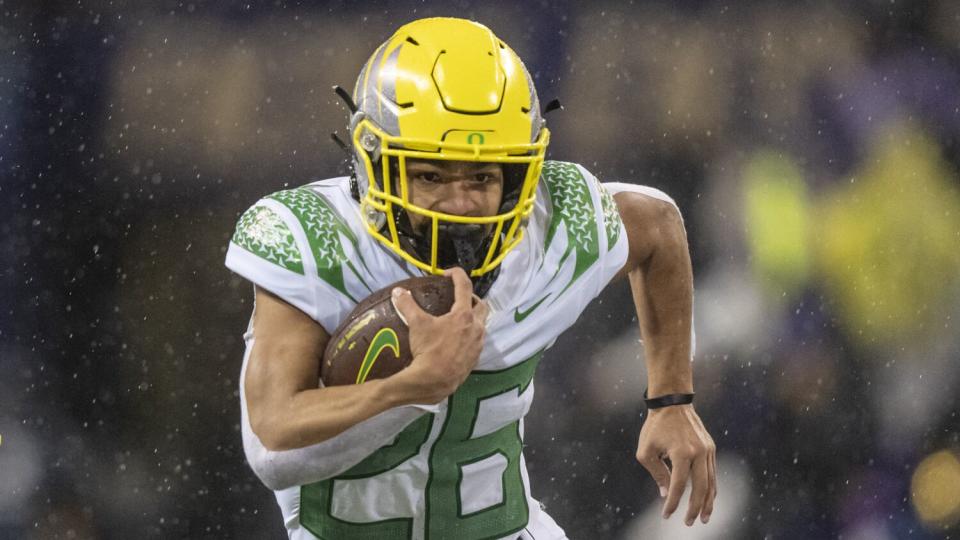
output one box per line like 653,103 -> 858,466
226,161 -> 630,540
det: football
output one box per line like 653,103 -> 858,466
320,275 -> 455,386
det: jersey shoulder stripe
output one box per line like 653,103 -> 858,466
268,187 -> 362,302
597,178 -> 622,248
540,160 -> 600,290
232,205 -> 305,275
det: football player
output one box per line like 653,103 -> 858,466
226,17 -> 716,539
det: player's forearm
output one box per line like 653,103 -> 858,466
378,358 -> 465,406
253,378 -> 400,451
629,208 -> 695,396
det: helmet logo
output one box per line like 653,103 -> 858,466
467,132 -> 485,145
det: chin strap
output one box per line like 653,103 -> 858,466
470,265 -> 499,298
438,223 -> 500,297
445,224 -> 485,271
400,221 -> 500,297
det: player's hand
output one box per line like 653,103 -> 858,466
389,267 -> 488,404
636,404 -> 716,526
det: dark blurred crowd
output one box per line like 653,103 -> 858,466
2,1 -> 959,539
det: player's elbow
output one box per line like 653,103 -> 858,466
250,411 -> 299,452
242,415 -> 303,491
244,377 -> 306,451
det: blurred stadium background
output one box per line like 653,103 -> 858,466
2,1 -> 959,538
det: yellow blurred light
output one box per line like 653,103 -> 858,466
742,151 -> 812,301
815,119 -> 960,347
911,449 -> 960,528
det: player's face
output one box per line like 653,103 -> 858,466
403,159 -> 504,229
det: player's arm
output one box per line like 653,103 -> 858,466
612,189 -> 717,526
612,191 -> 694,398
246,267 -> 486,451
245,286 -> 406,450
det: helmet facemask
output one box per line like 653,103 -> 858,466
396,160 -> 529,276
353,117 -> 548,278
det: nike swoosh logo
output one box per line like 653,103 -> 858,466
356,328 -> 400,384
514,295 -> 550,323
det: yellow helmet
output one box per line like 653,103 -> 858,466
349,17 -> 549,279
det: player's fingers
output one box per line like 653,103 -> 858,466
636,448 -> 671,498
662,454 -> 692,519
444,267 -> 474,310
472,298 -> 490,326
683,455 -> 708,526
701,449 -> 717,524
391,288 -> 429,326
689,414 -> 717,523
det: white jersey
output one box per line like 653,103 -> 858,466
225,161 -> 629,539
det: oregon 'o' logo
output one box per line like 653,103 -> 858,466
467,132 -> 485,145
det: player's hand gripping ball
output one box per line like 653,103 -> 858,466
320,275 -> 454,386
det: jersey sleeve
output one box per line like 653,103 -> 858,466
581,164 -> 631,291
601,182 -> 680,212
539,161 -> 630,299
224,187 -> 362,334
589,168 -> 632,278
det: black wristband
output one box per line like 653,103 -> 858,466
644,389 -> 695,409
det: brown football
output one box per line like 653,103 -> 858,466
320,275 -> 454,386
